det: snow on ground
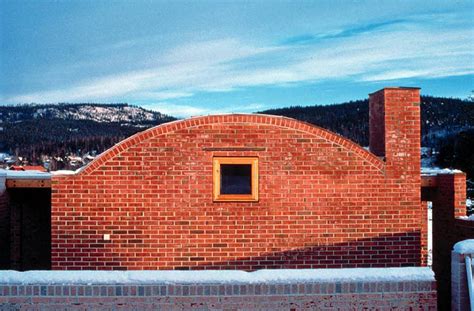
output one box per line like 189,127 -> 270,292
453,240 -> 474,254
0,268 -> 434,285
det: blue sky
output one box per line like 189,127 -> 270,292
1,0 -> 473,117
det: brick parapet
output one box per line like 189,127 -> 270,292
429,172 -> 470,309
0,276 -> 437,309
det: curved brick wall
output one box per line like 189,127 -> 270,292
51,88 -> 426,270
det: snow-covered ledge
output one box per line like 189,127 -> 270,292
0,267 -> 433,285
458,199 -> 474,221
421,167 -> 464,176
454,240 -> 474,255
0,168 -> 82,180
452,240 -> 474,311
0,267 -> 437,309
0,169 -> 50,180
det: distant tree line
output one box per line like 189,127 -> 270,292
1,98 -> 473,180
0,103 -> 175,170
261,96 -> 474,181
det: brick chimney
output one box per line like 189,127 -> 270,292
369,87 -> 421,179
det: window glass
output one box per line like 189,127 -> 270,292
220,164 -> 252,194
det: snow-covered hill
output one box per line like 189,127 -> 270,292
0,103 -> 176,171
0,103 -> 172,126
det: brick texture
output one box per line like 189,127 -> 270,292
0,278 -> 437,310
424,172 -> 471,310
51,87 -> 426,270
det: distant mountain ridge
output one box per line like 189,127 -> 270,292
0,103 -> 176,170
0,103 -> 171,126
0,96 -> 473,173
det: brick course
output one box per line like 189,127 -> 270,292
424,172 -> 471,310
0,271 -> 437,310
51,87 -> 426,270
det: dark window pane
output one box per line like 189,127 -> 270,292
221,164 -> 252,194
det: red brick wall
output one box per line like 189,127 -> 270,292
426,172 -> 469,310
51,87 -> 425,270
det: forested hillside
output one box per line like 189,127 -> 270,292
0,96 -> 472,175
0,103 -> 175,170
260,96 -> 474,148
260,96 -> 474,186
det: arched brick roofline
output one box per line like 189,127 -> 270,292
78,114 -> 385,176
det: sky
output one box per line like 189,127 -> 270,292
1,0 -> 473,117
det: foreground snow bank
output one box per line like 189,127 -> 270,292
0,268 -> 434,285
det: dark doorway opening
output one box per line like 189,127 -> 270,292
8,188 -> 51,270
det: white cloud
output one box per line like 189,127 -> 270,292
145,102 -> 265,118
134,91 -> 194,101
6,15 -> 473,106
146,103 -> 209,117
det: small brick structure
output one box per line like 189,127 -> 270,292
0,268 -> 437,310
49,87 -> 428,270
422,171 -> 472,309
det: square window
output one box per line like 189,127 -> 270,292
221,164 -> 252,194
213,157 -> 258,202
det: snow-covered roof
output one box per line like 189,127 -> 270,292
0,267 -> 434,285
458,214 -> 474,221
0,168 -> 81,179
0,169 -> 51,180
453,239 -> 474,254
421,167 -> 463,176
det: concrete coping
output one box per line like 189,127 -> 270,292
0,169 -> 51,180
0,268 -> 435,285
453,239 -> 474,255
0,169 -> 81,180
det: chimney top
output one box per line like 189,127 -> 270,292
368,87 -> 421,96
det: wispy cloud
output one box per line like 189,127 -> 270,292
280,19 -> 407,45
5,13 -> 473,109
144,102 -> 265,118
